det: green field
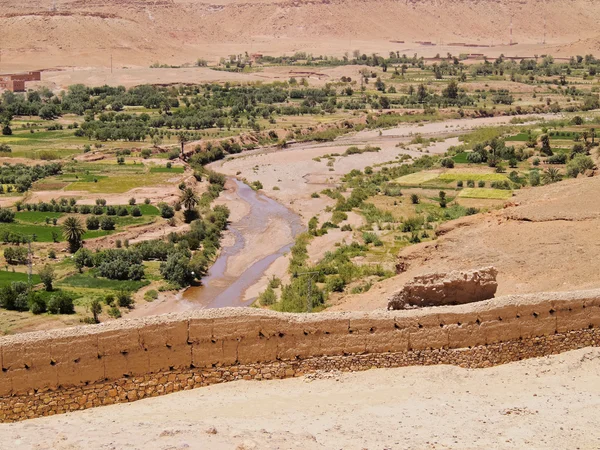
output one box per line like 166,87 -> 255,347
438,172 -> 508,182
16,211 -> 64,223
458,188 -> 513,199
451,152 -> 470,164
149,166 -> 185,174
0,222 -> 112,242
395,172 -> 440,185
505,132 -> 531,142
59,273 -> 150,292
0,270 -> 41,287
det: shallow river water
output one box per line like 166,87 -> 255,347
181,178 -> 303,308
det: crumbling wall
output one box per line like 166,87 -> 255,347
388,267 -> 498,310
1,288 -> 600,422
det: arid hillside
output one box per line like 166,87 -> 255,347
332,174 -> 600,311
2,0 -> 600,70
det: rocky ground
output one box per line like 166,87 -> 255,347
3,347 -> 600,449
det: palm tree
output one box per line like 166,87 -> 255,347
180,187 -> 199,211
542,167 -> 562,185
62,217 -> 85,252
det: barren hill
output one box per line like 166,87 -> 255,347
2,0 -> 600,70
332,174 -> 600,311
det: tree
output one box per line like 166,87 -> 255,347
180,187 -> 199,222
542,167 -> 562,184
442,80 -> 459,100
540,134 -> 553,156
439,191 -> 447,208
38,264 -> 55,291
90,299 -> 102,323
62,217 -> 85,252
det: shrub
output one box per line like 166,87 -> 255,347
0,208 -> 15,223
38,264 -> 55,291
131,206 -> 142,217
159,203 -> 175,218
144,289 -> 159,302
28,295 -> 47,315
108,306 -> 122,318
259,285 -> 277,306
97,249 -> 144,280
100,216 -> 116,231
48,249 -> 57,259
86,216 -> 100,230
326,276 -> 345,292
363,232 -> 383,246
116,290 -> 133,308
478,180 -> 485,188
410,194 -> 419,204
74,248 -> 94,272
441,157 -> 455,168
457,180 -> 463,188
4,246 -> 28,265
47,292 -> 75,314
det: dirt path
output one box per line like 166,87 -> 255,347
4,347 -> 600,449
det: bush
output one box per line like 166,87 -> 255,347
441,157 -> 455,168
131,206 -> 142,217
410,194 -> 419,204
74,248 -> 94,272
457,180 -> 463,188
363,232 -> 383,246
326,276 -> 345,292
4,246 -> 28,265
159,203 -> 175,218
38,264 -> 55,291
144,289 -> 159,301
160,252 -> 195,287
116,290 -> 133,308
47,292 -> 75,314
97,249 -> 144,280
100,216 -> 116,231
259,285 -> 277,306
28,295 -> 47,315
86,216 -> 100,230
478,180 -> 485,188
0,208 -> 15,223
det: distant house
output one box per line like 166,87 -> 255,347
0,71 -> 41,92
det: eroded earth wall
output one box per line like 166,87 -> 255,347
2,289 -> 600,422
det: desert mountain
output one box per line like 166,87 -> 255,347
2,0 -> 600,70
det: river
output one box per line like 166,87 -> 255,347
181,178 -> 304,308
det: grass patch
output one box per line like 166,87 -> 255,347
395,171 -> 440,185
438,172 -> 508,182
16,211 -> 64,223
451,152 -> 470,164
149,166 -> 185,174
59,273 -> 150,291
458,188 -> 513,199
505,132 -> 531,142
0,270 -> 41,287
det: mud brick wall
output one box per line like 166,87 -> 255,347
1,289 -> 600,422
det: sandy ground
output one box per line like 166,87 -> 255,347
3,347 -> 600,449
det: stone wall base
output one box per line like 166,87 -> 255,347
2,328 -> 598,422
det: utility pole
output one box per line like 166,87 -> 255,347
27,240 -> 32,286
